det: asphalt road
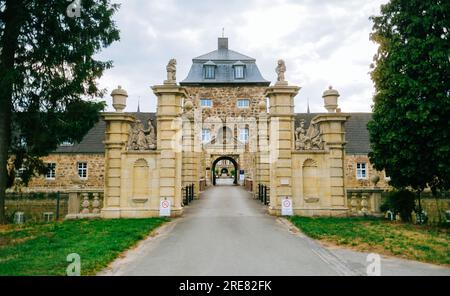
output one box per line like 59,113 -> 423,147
100,180 -> 450,276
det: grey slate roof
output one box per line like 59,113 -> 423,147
193,49 -> 255,62
55,112 -> 156,153
181,38 -> 270,85
55,112 -> 372,155
295,113 -> 372,154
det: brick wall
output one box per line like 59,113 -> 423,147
185,85 -> 267,119
23,153 -> 104,192
185,85 -> 267,181
345,154 -> 390,189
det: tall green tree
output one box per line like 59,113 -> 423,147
368,0 -> 449,200
0,0 -> 120,223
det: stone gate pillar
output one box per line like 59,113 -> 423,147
265,75 -> 300,215
312,86 -> 350,215
102,86 -> 135,218
256,100 -> 270,192
181,99 -> 200,198
152,83 -> 187,216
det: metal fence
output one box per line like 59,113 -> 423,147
183,184 -> 195,206
257,184 -> 270,205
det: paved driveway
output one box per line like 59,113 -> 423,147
100,185 -> 450,276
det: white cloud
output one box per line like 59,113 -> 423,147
95,0 -> 388,113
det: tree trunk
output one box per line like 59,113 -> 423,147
0,0 -> 24,224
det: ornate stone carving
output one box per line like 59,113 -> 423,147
127,119 -> 156,151
92,193 -> 100,214
370,175 -> 380,187
81,193 -> 90,214
184,99 -> 194,119
304,197 -> 320,203
165,58 -> 177,84
295,120 -> 324,150
360,193 -> 369,215
275,59 -> 286,84
144,119 -> 157,150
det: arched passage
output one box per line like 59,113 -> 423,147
212,156 -> 238,185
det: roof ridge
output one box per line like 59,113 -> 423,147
193,48 -> 255,61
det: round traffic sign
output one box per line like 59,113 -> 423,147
283,199 -> 291,207
161,200 -> 170,208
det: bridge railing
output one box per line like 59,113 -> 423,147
183,184 -> 195,206
65,189 -> 104,219
346,189 -> 383,216
257,183 -> 270,206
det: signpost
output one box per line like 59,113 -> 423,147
159,198 -> 171,217
239,170 -> 245,181
281,197 -> 293,216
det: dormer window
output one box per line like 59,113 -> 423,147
235,66 -> 244,79
204,61 -> 216,79
233,61 -> 245,79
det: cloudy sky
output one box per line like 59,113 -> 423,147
96,0 -> 388,113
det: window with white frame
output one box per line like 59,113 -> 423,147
239,128 -> 249,142
60,141 -> 74,147
237,99 -> 250,108
356,162 -> 367,179
202,129 -> 211,143
78,162 -> 88,179
234,65 -> 244,79
200,99 -> 212,108
204,65 -> 215,79
45,163 -> 56,180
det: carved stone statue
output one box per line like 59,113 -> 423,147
295,120 -> 324,150
165,58 -> 177,84
295,120 -> 307,150
183,99 -> 194,120
144,119 -> 156,150
127,119 -> 157,150
309,122 -> 324,149
275,59 -> 286,84
127,120 -> 147,150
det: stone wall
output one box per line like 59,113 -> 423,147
19,151 -> 390,194
184,85 -> 267,183
344,154 -> 390,189
5,193 -> 69,222
24,153 -> 104,192
185,85 -> 267,120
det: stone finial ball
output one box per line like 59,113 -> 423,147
258,100 -> 267,111
370,175 -> 380,186
184,99 -> 193,111
322,85 -> 339,98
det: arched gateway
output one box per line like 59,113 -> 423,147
211,156 -> 239,185
100,37 -> 350,218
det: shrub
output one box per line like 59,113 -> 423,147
381,190 -> 416,222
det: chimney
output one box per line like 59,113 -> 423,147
218,37 -> 228,50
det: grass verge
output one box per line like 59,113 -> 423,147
0,218 -> 167,275
289,216 -> 449,266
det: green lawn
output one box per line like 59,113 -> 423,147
0,218 -> 167,275
289,216 -> 450,266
